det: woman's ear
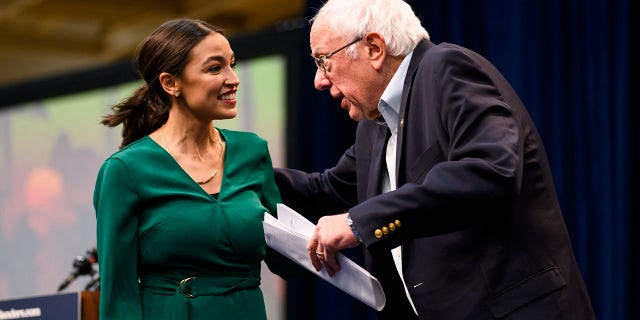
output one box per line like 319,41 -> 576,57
159,72 -> 181,97
364,32 -> 386,70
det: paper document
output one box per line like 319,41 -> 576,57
263,203 -> 386,311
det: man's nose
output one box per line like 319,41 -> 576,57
314,69 -> 330,91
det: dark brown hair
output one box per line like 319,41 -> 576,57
101,18 -> 224,148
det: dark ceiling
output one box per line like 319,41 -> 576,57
0,0 -> 305,86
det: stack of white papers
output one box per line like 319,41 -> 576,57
263,203 -> 386,311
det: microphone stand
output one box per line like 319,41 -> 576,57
57,247 -> 99,292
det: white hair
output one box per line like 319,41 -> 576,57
311,0 -> 430,57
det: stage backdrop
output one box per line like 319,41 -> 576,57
0,55 -> 288,320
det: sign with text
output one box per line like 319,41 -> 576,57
0,292 -> 79,320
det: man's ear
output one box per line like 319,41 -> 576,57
364,32 -> 386,70
159,72 -> 181,97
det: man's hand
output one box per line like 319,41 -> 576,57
307,212 -> 361,276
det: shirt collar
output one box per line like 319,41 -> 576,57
378,51 -> 413,134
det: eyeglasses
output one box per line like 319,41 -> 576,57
311,37 -> 363,72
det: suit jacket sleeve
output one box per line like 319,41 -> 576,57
274,145 -> 359,223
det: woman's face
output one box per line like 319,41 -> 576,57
178,32 -> 240,121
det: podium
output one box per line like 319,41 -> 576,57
0,291 -> 99,320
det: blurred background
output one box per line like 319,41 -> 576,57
0,0 -> 636,319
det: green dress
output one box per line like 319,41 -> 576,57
93,129 -> 297,319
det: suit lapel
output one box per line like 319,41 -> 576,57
366,125 -> 390,198
395,40 -> 433,183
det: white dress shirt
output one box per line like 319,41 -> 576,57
378,51 -> 418,315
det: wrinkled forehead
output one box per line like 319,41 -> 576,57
309,19 -> 340,54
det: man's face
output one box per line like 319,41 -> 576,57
309,21 -> 383,121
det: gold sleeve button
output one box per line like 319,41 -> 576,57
382,226 -> 389,235
388,222 -> 396,231
394,220 -> 401,228
374,229 -> 383,238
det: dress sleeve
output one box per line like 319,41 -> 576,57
259,143 -> 303,280
93,157 -> 144,319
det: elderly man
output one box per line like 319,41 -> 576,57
275,0 -> 595,319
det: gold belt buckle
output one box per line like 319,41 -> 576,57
178,277 -> 196,298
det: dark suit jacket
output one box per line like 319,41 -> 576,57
275,40 -> 595,319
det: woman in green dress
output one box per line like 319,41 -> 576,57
94,18 -> 298,319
